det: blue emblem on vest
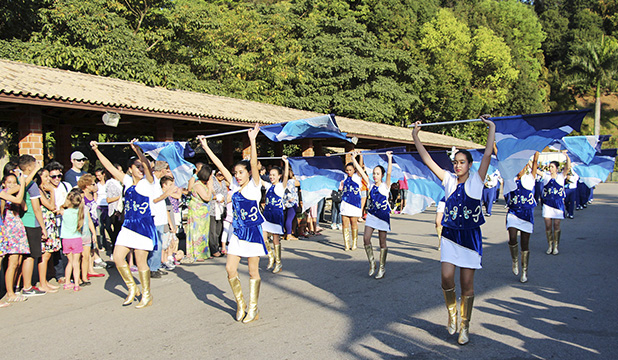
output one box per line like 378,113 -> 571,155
341,176 -> 361,208
506,179 -> 536,224
542,178 -> 565,210
263,185 -> 285,229
232,190 -> 266,250
122,186 -> 158,249
442,183 -> 485,230
367,185 -> 390,224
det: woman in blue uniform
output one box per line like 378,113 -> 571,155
91,140 -> 158,308
200,124 -> 266,323
541,151 -> 571,255
339,160 -> 363,251
412,115 -> 495,345
505,151 -> 539,283
351,150 -> 392,279
262,156 -> 289,274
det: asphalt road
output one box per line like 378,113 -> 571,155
2,183 -> 617,359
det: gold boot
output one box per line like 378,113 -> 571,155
117,265 -> 140,306
351,228 -> 358,250
552,230 -> 561,255
135,270 -> 152,309
242,278 -> 261,323
228,276 -> 246,321
458,295 -> 474,345
442,287 -> 457,335
273,244 -> 282,274
364,245 -> 376,276
436,225 -> 443,250
545,230 -> 553,255
520,250 -> 529,283
264,235 -> 275,270
375,248 -> 388,279
342,228 -> 351,251
509,243 -> 519,276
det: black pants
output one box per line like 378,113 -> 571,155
209,216 -> 223,255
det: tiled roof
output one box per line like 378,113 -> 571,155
0,59 -> 481,148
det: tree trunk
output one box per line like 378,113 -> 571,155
594,84 -> 601,136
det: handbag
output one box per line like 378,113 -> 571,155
331,190 -> 342,203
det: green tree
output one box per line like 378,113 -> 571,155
566,35 -> 618,135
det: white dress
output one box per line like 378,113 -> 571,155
227,178 -> 267,258
542,173 -> 565,219
506,174 -> 535,233
340,173 -> 363,218
365,183 -> 391,232
115,177 -> 156,251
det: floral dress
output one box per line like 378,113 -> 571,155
186,185 -> 210,261
0,191 -> 30,255
41,191 -> 61,252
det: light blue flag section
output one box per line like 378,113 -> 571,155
288,156 -> 346,212
468,150 -> 498,175
550,135 -> 612,164
572,149 -> 617,187
260,114 -> 352,143
362,147 -> 406,183
494,109 -> 589,193
393,153 -> 445,216
135,142 -> 196,188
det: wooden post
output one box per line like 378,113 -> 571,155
18,106 -> 44,162
301,139 -> 314,157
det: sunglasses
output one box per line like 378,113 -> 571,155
50,174 -> 63,179
75,159 -> 87,162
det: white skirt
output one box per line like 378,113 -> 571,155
365,213 -> 390,232
115,227 -> 155,251
436,201 -> 445,213
262,220 -> 283,235
227,233 -> 267,258
440,237 -> 482,269
506,213 -> 533,234
340,201 -> 362,217
542,204 -> 564,219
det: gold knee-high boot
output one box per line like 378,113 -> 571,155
273,244 -> 282,273
364,245 -> 376,276
436,225 -> 443,250
351,228 -> 358,250
136,270 -> 152,309
442,287 -> 457,335
243,278 -> 261,323
458,295 -> 474,345
375,248 -> 388,279
342,228 -> 351,251
545,230 -> 553,255
117,265 -> 140,306
228,276 -> 246,321
520,250 -> 529,283
509,243 -> 519,276
265,236 -> 275,270
553,230 -> 561,255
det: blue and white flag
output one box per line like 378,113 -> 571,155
260,114 -> 352,143
572,148 -> 616,188
494,109 -> 589,193
136,142 -> 196,188
550,135 -> 611,164
362,147 -> 406,183
394,153 -> 447,215
468,149 -> 499,176
288,156 -> 346,212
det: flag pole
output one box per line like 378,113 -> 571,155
96,142 -> 133,145
198,129 -> 250,139
407,118 -> 482,128
256,156 -> 283,160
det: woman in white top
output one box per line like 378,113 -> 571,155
262,156 -> 289,274
339,160 -> 363,251
412,115 -> 495,345
199,124 -> 266,323
351,150 -> 392,279
91,140 -> 157,309
540,151 -> 571,255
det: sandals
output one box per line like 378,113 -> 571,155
63,284 -> 74,290
6,295 -> 27,303
73,285 -> 81,292
0,301 -> 10,308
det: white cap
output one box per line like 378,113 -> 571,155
71,151 -> 87,161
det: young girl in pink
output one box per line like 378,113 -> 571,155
60,189 -> 88,291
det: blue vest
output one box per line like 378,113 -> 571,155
122,185 -> 158,249
263,185 -> 284,229
367,185 -> 390,224
507,179 -> 536,224
442,182 -> 485,230
542,178 -> 565,210
232,190 -> 266,249
341,176 -> 361,208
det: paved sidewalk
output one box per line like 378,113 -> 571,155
3,184 -> 617,359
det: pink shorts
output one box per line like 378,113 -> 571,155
309,205 -> 318,218
62,238 -> 83,254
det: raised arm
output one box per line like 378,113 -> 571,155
247,124 -> 261,185
0,167 -> 39,204
531,151 -> 540,177
199,137 -> 233,186
411,121 -> 446,181
91,141 -> 125,182
351,150 -> 370,185
385,151 -> 393,186
476,115 -> 496,181
130,139 -> 154,184
282,155 -> 290,185
561,151 -> 571,177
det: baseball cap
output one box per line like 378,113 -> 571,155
71,151 -> 87,161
